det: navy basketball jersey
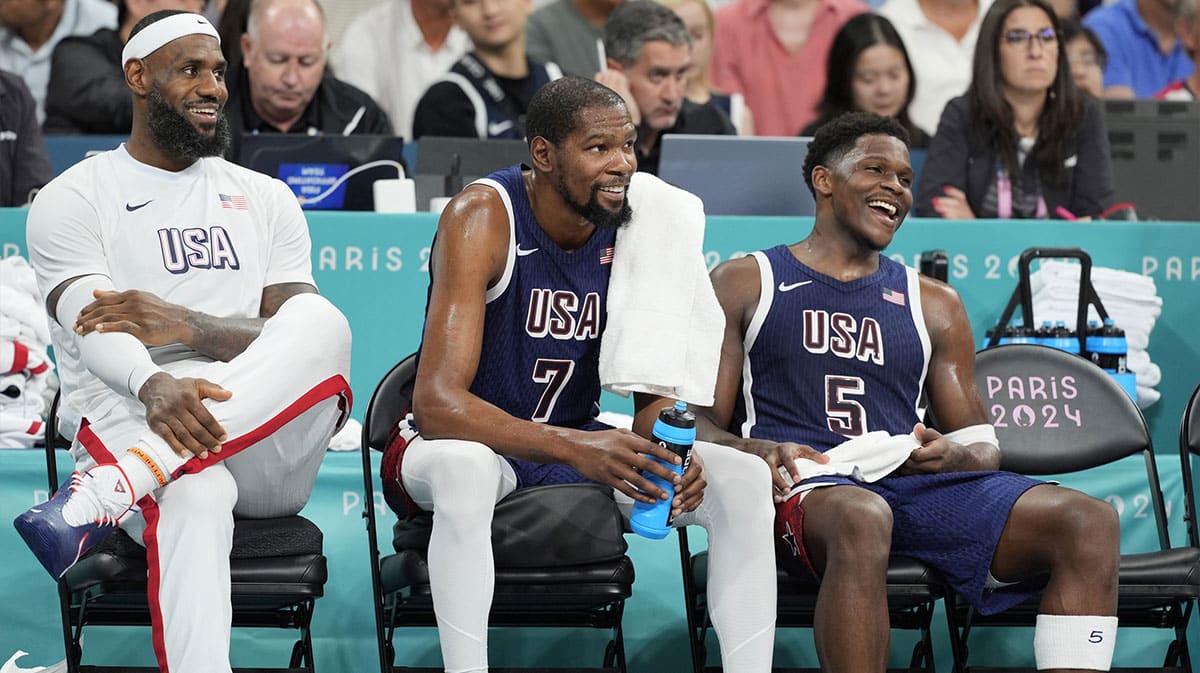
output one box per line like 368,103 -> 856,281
731,246 -> 932,451
441,55 -> 562,139
457,164 -> 616,428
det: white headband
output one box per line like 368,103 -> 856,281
122,13 -> 221,66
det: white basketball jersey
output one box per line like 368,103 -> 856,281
27,145 -> 314,423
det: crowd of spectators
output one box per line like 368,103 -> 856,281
0,0 -> 1195,213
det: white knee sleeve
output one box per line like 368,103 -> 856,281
1034,614 -> 1117,671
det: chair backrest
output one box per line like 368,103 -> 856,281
43,391 -> 72,492
974,344 -> 1151,475
362,353 -> 419,453
976,344 -> 1168,550
1180,384 -> 1200,547
1184,384 -> 1200,460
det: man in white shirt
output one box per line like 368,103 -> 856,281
330,0 -> 470,138
878,0 -> 993,135
14,11 -> 351,673
0,0 -> 116,122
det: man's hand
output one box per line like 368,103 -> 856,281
137,372 -> 232,460
741,438 -> 827,502
672,450 -> 706,518
75,289 -> 194,346
899,422 -> 974,474
594,70 -> 641,126
569,429 -> 683,504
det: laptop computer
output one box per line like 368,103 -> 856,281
237,134 -> 406,210
413,137 -> 530,208
658,135 -> 815,216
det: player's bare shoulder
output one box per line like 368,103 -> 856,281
710,254 -> 763,332
430,182 -> 513,286
437,183 -> 511,245
917,273 -> 970,337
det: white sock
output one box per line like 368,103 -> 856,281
61,465 -> 139,526
116,440 -> 171,497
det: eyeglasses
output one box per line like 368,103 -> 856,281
1003,28 -> 1059,48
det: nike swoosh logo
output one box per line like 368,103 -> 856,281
516,246 -> 539,257
125,200 -> 153,211
488,120 -> 514,136
778,280 -> 814,292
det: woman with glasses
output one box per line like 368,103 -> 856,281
915,0 -> 1115,219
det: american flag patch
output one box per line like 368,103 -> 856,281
882,288 -> 906,306
219,193 -> 248,210
600,247 -> 614,265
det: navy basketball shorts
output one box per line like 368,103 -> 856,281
775,470 -> 1045,615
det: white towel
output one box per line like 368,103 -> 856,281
0,285 -> 50,347
599,172 -> 724,406
0,372 -> 45,449
0,256 -> 40,300
781,431 -> 919,501
327,418 -> 362,451
0,340 -> 49,376
1028,261 -> 1164,409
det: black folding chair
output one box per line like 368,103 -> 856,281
949,344 -> 1200,672
678,526 -> 951,673
39,392 -> 328,672
360,353 -> 635,673
1181,384 -> 1200,551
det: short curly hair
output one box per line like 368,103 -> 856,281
526,76 -> 627,147
801,112 -> 910,196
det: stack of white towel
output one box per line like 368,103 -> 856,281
0,256 -> 55,448
1029,260 -> 1162,408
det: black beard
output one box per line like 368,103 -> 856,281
146,85 -> 231,161
555,172 -> 632,230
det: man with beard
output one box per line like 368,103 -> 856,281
698,113 -> 1120,672
14,10 -> 352,673
393,75 -> 777,671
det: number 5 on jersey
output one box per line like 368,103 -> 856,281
826,374 -> 867,436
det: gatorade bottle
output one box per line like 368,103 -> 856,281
1034,321 -> 1054,348
629,401 -> 695,540
1009,320 -> 1036,345
1048,320 -> 1079,354
1087,318 -> 1128,373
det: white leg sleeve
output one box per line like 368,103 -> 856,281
672,441 -> 777,673
1034,614 -> 1118,671
401,437 -> 517,673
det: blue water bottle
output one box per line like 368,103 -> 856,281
1009,320 -> 1036,345
1087,318 -> 1127,373
1088,318 -> 1136,400
629,401 -> 695,540
1047,320 -> 1080,354
1034,321 -> 1054,348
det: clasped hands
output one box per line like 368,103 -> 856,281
76,289 -> 229,460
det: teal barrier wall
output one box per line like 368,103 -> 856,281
1,210 -> 1199,670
